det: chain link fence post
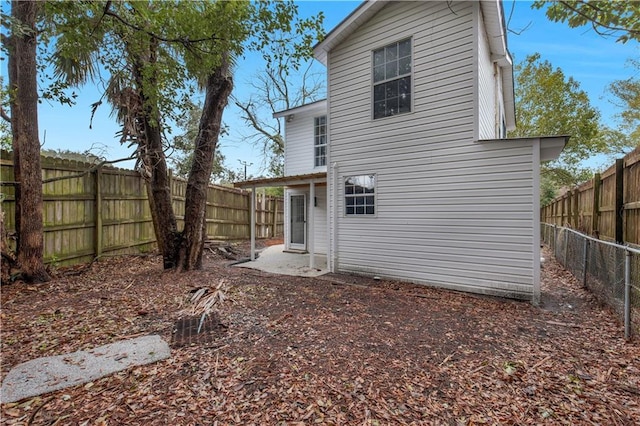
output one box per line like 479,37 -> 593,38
583,238 -> 589,288
541,223 -> 639,341
625,249 -> 632,341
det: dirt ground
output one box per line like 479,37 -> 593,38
1,242 -> 638,425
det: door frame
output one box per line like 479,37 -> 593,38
289,193 -> 307,251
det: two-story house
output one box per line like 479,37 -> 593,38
237,0 -> 567,303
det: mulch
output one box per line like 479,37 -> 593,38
1,241 -> 638,425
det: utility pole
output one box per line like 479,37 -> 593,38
238,160 -> 253,180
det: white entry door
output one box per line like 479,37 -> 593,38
290,194 -> 306,250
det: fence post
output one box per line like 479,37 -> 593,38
271,197 -> 278,238
592,173 -> 601,236
553,224 -> 558,259
567,190 -> 573,228
564,228 -> 569,265
582,238 -> 589,288
250,187 -> 256,261
94,167 -> 102,258
572,188 -> 579,229
624,249 -> 632,340
615,159 -> 624,243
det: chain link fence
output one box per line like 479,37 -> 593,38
541,223 -> 640,340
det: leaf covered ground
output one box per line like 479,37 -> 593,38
1,243 -> 639,425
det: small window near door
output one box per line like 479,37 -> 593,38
345,175 -> 376,216
314,116 -> 327,167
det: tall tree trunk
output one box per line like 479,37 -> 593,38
131,38 -> 179,269
8,1 -> 50,283
177,59 -> 233,270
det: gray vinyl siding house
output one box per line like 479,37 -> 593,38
238,0 -> 566,303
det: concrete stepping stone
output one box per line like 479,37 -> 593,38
1,335 -> 170,404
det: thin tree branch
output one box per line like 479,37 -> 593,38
102,9 -> 225,46
90,0 -> 112,37
0,106 -> 10,123
0,33 -> 8,50
508,21 -> 532,36
234,100 -> 277,143
39,156 -> 135,184
558,1 -> 640,37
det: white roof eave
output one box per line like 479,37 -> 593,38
313,0 -> 388,65
480,0 -> 516,129
273,99 -> 327,119
477,136 -> 569,162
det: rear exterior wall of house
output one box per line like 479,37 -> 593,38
327,1 -> 537,299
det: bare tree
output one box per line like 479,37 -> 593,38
6,1 -> 50,282
234,31 -> 325,176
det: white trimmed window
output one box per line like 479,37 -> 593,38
373,38 -> 412,119
345,175 -> 376,216
314,115 -> 327,167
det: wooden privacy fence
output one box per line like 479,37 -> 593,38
540,146 -> 640,246
0,151 -> 284,267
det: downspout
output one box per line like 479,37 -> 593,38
494,62 -> 500,138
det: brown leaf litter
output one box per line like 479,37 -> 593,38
1,243 -> 638,425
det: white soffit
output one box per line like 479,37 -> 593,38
539,136 -> 570,162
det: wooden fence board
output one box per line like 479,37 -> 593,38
0,150 -> 284,267
625,150 -> 640,245
541,146 -> 640,245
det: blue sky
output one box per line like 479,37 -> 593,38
6,0 -> 639,176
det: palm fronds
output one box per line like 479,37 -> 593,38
184,279 -> 226,333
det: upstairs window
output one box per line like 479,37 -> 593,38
345,175 -> 376,216
314,115 -> 327,167
373,38 -> 412,119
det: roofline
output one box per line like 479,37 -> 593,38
479,0 -> 515,129
273,99 -> 327,119
480,0 -> 511,65
314,0 -> 516,128
234,172 -> 327,189
313,0 -> 388,65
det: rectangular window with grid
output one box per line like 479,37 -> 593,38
345,175 -> 376,216
373,38 -> 412,119
314,115 -> 327,167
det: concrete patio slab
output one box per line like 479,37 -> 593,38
235,244 -> 328,277
0,335 -> 170,404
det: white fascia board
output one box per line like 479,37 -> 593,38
273,99 -> 327,119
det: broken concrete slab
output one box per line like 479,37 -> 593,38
1,335 -> 170,404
